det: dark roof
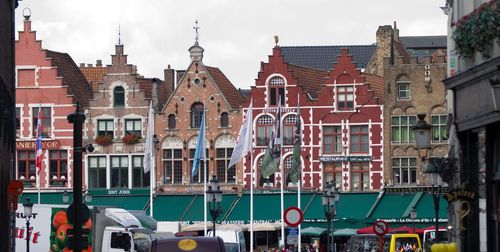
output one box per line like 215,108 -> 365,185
399,36 -> 447,49
206,66 -> 246,109
280,45 -> 376,71
46,50 -> 93,107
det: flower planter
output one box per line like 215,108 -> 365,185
95,135 -> 113,146
122,134 -> 141,145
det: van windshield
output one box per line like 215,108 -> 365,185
394,237 -> 419,252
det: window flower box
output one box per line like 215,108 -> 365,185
95,135 -> 113,146
122,134 -> 141,145
453,1 -> 500,58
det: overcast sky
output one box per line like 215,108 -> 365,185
15,0 -> 447,89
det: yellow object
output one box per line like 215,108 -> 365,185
177,239 -> 198,251
388,234 -> 422,252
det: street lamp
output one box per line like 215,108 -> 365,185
412,114 -> 443,241
62,190 -> 92,204
322,181 -> 339,252
206,175 -> 223,237
410,207 -> 417,233
22,198 -> 34,252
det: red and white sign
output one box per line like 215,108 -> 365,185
284,206 -> 303,227
373,220 -> 389,237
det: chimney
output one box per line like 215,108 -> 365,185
164,65 -> 175,100
96,60 -> 102,67
151,78 -> 160,112
176,70 -> 186,84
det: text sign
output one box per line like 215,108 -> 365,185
319,156 -> 372,162
373,220 -> 389,237
16,140 -> 61,150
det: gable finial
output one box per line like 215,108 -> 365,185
118,24 -> 121,45
193,20 -> 200,44
274,35 -> 279,46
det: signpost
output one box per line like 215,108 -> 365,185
284,206 -> 303,227
373,220 -> 389,252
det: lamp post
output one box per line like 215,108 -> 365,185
322,181 -> 339,252
411,114 -> 441,242
206,175 -> 222,237
22,198 -> 34,252
410,207 -> 417,234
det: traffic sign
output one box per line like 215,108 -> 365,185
284,206 -> 303,227
373,220 -> 389,237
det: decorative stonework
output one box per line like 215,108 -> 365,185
114,143 -> 124,153
215,134 -> 236,148
162,136 -> 183,149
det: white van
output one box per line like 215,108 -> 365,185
208,227 -> 246,252
423,229 -> 447,252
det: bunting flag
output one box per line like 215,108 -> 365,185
290,100 -> 301,183
144,102 -> 154,173
35,105 -> 43,176
261,97 -> 281,179
228,99 -> 253,168
191,110 -> 206,178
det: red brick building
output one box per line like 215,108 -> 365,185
155,41 -> 246,193
246,45 -> 384,191
15,17 -> 93,191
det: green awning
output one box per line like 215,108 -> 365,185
153,194 -> 197,221
90,194 -> 149,210
20,192 -> 67,205
181,194 -> 238,222
369,193 -> 415,219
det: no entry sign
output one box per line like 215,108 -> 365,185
284,206 -> 303,227
373,220 -> 389,237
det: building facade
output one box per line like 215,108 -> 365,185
15,17 -> 93,190
155,41 -> 246,193
83,42 -> 168,192
444,1 -> 500,251
246,44 -> 384,191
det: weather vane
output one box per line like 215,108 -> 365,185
118,24 -> 121,45
193,20 -> 200,43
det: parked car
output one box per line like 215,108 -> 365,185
208,227 -> 246,252
346,233 -> 422,252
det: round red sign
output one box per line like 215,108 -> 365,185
373,220 -> 389,236
284,206 -> 304,227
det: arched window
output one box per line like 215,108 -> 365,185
168,114 -> 176,129
268,76 -> 285,106
190,102 -> 204,128
283,115 -> 297,145
220,112 -> 229,128
256,115 -> 273,146
113,86 -> 125,107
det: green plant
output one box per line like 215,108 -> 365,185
453,1 -> 500,58
122,134 -> 141,144
95,135 -> 113,146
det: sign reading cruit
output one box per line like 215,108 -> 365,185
16,140 -> 61,150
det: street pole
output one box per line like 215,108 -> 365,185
326,214 -> 331,252
67,103 -> 85,252
432,185 -> 441,242
25,217 -> 30,252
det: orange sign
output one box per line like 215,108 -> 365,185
16,140 -> 61,150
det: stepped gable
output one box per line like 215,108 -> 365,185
362,73 -> 384,104
206,66 -> 246,109
46,50 -> 93,107
287,64 -> 328,99
281,45 -> 376,71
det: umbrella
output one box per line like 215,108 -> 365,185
244,222 -> 283,231
301,227 -> 327,236
333,228 -> 357,236
356,225 -> 375,234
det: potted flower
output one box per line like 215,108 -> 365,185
122,134 -> 141,145
95,135 -> 113,146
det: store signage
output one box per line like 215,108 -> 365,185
263,107 -> 297,114
16,140 -> 61,150
320,156 -> 372,162
385,186 -> 449,194
443,188 -> 476,202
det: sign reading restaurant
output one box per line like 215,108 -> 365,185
320,156 -> 372,162
16,140 -> 61,150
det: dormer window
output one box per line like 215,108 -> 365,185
113,86 -> 125,107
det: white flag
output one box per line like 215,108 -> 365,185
144,102 -> 154,173
228,99 -> 253,168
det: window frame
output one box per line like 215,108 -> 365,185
162,149 -> 183,184
431,115 -> 448,143
97,119 -> 114,138
132,155 -> 150,188
269,76 -> 285,106
216,147 -> 235,183
323,162 -> 343,189
167,114 -> 176,129
17,150 -> 36,181
283,115 -> 297,146
190,103 -> 204,128
337,86 -> 354,110
113,86 -> 125,107
391,115 -> 416,144
220,112 -> 229,128
392,157 -> 417,185
110,156 -> 129,188
49,150 -> 68,186
256,115 -> 273,146
125,118 -> 142,136
351,162 -> 369,191
190,148 -> 209,183
32,107 -> 52,138
323,126 -> 342,154
89,156 -> 107,189
350,125 -> 369,153
397,81 -> 411,100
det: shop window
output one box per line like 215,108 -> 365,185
17,150 -> 36,181
132,155 -> 150,188
111,156 -> 128,188
351,162 -> 369,191
113,86 -> 125,107
216,148 -> 235,183
49,150 -> 67,187
89,156 -> 107,188
163,149 -> 183,184
32,107 -> 51,138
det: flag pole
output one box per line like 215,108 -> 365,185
36,104 -> 42,204
249,99 -> 254,251
203,101 -> 208,236
150,102 -> 155,217
279,97 -> 285,248
297,95 -> 301,252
